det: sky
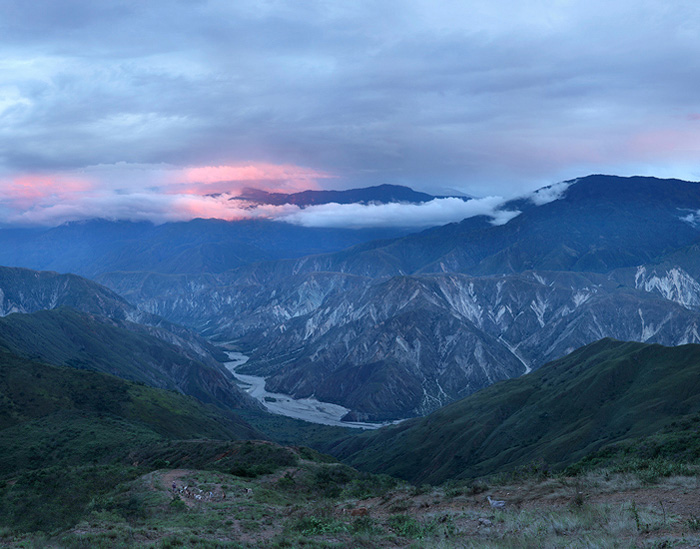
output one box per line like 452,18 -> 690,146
1,0 -> 699,228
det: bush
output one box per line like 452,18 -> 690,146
169,495 -> 187,512
288,515 -> 348,535
387,514 -> 424,538
310,465 -> 355,498
0,464 -> 141,533
609,457 -> 697,483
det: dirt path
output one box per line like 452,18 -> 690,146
160,469 -> 194,491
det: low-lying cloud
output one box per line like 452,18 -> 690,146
528,180 -> 574,206
0,162 -> 323,226
279,197 -> 520,229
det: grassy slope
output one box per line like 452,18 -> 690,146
0,349 -> 270,532
5,340 -> 700,545
6,451 -> 700,548
0,308 -> 255,410
0,350 -> 262,466
329,339 -> 700,484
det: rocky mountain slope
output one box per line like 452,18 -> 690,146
95,176 -> 700,420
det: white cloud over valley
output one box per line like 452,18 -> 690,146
279,197 -> 519,229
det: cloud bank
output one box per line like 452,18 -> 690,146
0,162 -> 323,226
280,197 -> 519,229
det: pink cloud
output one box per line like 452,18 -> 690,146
0,161 -> 341,227
627,127 -> 700,156
169,195 -> 298,222
0,174 -> 92,209
180,163 -> 335,195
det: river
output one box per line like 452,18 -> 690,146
224,351 -> 393,430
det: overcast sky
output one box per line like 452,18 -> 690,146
1,0 -> 699,227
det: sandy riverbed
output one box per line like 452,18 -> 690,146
224,351 -> 392,429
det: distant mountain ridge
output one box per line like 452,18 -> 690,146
0,218 -> 410,277
0,184 -> 461,278
247,175 -> 700,278
231,183 -> 440,206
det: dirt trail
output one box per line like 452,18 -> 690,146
160,469 -> 194,491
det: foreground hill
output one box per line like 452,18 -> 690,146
2,343 -> 700,547
0,350 -> 262,465
0,348 -> 267,532
328,339 -> 700,484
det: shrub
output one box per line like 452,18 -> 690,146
288,515 -> 348,536
386,514 -> 424,538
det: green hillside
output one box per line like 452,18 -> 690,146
0,307 -> 257,411
0,349 -> 269,532
329,339 -> 700,484
0,350 -> 262,467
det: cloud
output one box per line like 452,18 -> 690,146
528,180 -> 574,206
0,174 -> 93,210
0,162 -> 324,226
278,196 -> 519,229
3,189 -> 299,227
179,163 -> 334,194
680,210 -> 700,227
1,0 -> 700,202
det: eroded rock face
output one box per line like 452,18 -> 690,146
96,265 -> 700,420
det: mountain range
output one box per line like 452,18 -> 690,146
3,174 -> 700,546
231,183 -> 441,206
2,175 -> 700,422
91,175 -> 700,420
